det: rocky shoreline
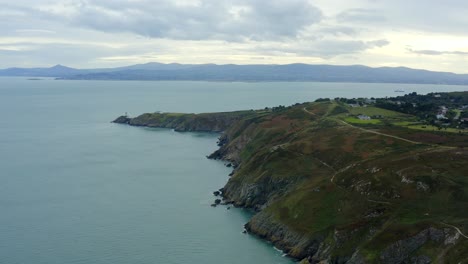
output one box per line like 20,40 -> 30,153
113,113 -> 317,261
208,129 -> 464,264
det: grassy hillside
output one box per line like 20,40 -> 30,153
115,93 -> 468,263
213,99 -> 467,263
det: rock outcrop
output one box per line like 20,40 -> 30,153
245,210 -> 323,260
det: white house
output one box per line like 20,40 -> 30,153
357,115 -> 371,120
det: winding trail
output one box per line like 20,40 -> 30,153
303,106 -> 456,149
302,107 -> 316,116
441,222 -> 468,239
330,164 -> 354,183
303,106 -> 419,144
302,105 -> 461,207
303,106 -> 408,205
336,120 -> 422,144
302,105 -> 468,241
367,199 -> 392,205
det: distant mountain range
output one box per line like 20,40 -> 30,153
2,62 -> 468,85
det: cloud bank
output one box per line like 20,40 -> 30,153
0,0 -> 467,73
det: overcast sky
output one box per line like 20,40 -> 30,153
1,0 -> 468,72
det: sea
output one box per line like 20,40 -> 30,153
0,77 -> 465,264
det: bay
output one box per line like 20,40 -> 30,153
0,77 -> 465,264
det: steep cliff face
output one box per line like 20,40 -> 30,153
208,102 -> 467,263
114,101 -> 468,263
245,210 -> 324,260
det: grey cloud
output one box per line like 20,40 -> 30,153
15,29 -> 56,34
309,39 -> 389,57
253,38 -> 390,58
316,26 -> 358,36
367,39 -> 389,47
0,4 -> 73,38
336,8 -> 386,23
407,48 -> 468,56
31,0 -> 323,41
0,42 -> 123,67
2,0 -> 468,72
336,1 -> 468,36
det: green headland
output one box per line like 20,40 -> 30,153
114,92 -> 468,263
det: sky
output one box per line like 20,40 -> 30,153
1,0 -> 468,73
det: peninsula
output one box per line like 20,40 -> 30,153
114,92 -> 468,263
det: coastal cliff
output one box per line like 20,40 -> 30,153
113,95 -> 468,263
112,110 -> 255,132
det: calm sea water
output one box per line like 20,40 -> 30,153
0,77 -> 466,264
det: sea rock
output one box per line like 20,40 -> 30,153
220,200 -> 233,205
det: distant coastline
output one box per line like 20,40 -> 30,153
3,63 -> 468,85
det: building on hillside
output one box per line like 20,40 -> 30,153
357,115 -> 371,120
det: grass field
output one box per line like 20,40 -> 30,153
406,124 -> 467,133
390,120 -> 466,134
348,106 -> 408,117
341,105 -> 467,134
344,117 -> 381,124
391,121 -> 420,126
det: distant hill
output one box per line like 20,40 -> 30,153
0,64 -> 83,77
2,63 -> 468,84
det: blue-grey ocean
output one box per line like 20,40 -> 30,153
0,77 -> 465,264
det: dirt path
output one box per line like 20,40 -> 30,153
367,199 -> 392,205
303,107 -> 419,144
303,106 -> 444,146
441,222 -> 468,239
336,116 -> 456,150
337,120 -> 422,144
330,164 -> 354,183
303,107 -> 316,116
